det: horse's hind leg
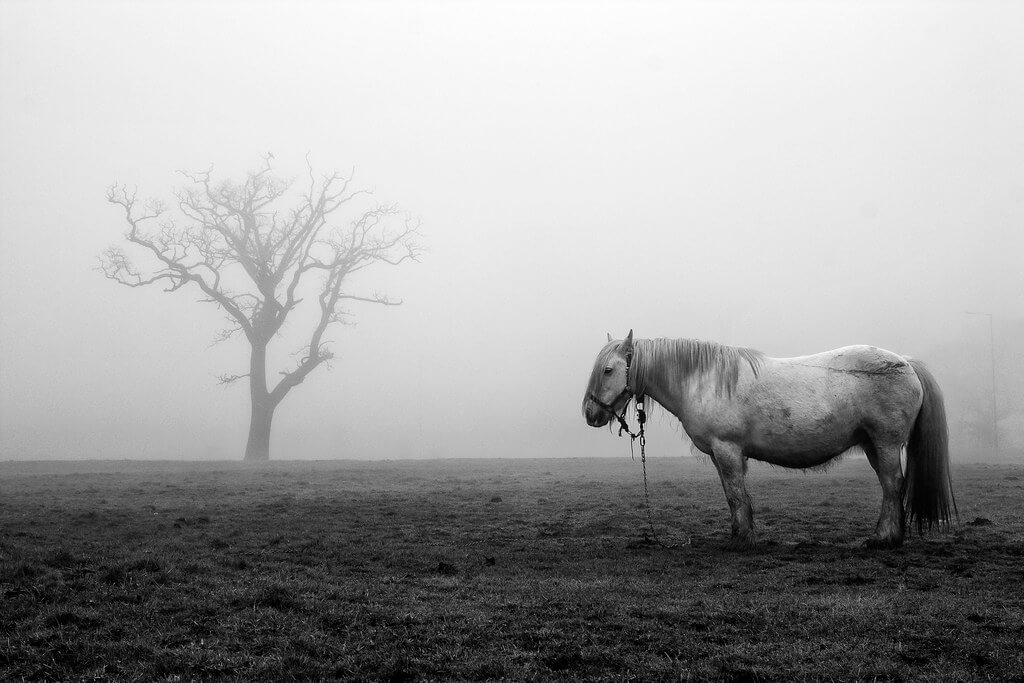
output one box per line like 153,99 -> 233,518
863,439 -> 906,548
710,440 -> 755,550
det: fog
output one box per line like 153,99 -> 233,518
1,1 -> 1022,462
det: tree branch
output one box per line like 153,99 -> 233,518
217,372 -> 251,386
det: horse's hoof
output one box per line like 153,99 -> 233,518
863,536 -> 903,550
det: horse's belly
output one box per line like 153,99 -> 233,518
744,439 -> 856,468
743,402 -> 862,467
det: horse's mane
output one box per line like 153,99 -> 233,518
633,338 -> 764,397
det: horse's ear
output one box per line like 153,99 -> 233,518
607,332 -> 613,343
625,329 -> 633,346
622,329 -> 634,354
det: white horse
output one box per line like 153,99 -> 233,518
583,331 -> 956,549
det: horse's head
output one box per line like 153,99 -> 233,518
582,329 -> 634,427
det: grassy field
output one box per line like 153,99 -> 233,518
1,456 -> 1023,681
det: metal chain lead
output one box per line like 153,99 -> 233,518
635,400 -> 686,549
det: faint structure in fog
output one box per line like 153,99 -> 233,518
965,311 -> 998,454
100,155 -> 422,460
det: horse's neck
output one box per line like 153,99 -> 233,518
639,356 -> 723,454
640,378 -> 686,423
635,346 -> 696,424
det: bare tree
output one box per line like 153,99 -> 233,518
101,156 -> 421,460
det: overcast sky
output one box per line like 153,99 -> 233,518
2,1 -> 1022,461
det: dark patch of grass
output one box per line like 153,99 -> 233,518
128,557 -> 162,572
218,556 -> 248,570
99,564 -> 129,585
250,583 -> 302,610
0,559 -> 41,582
433,561 -> 458,575
42,547 -> 77,568
43,608 -> 102,629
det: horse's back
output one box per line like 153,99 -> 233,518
775,345 -> 910,373
764,345 -> 922,414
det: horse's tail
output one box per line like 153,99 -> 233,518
905,358 -> 957,533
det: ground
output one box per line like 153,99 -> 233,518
1,456 -> 1022,681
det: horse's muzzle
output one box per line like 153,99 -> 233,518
583,399 -> 611,428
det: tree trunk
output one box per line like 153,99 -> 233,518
244,398 -> 274,461
243,341 -> 273,461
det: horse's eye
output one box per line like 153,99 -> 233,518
603,367 -> 613,375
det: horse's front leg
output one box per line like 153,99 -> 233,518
710,440 -> 755,550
